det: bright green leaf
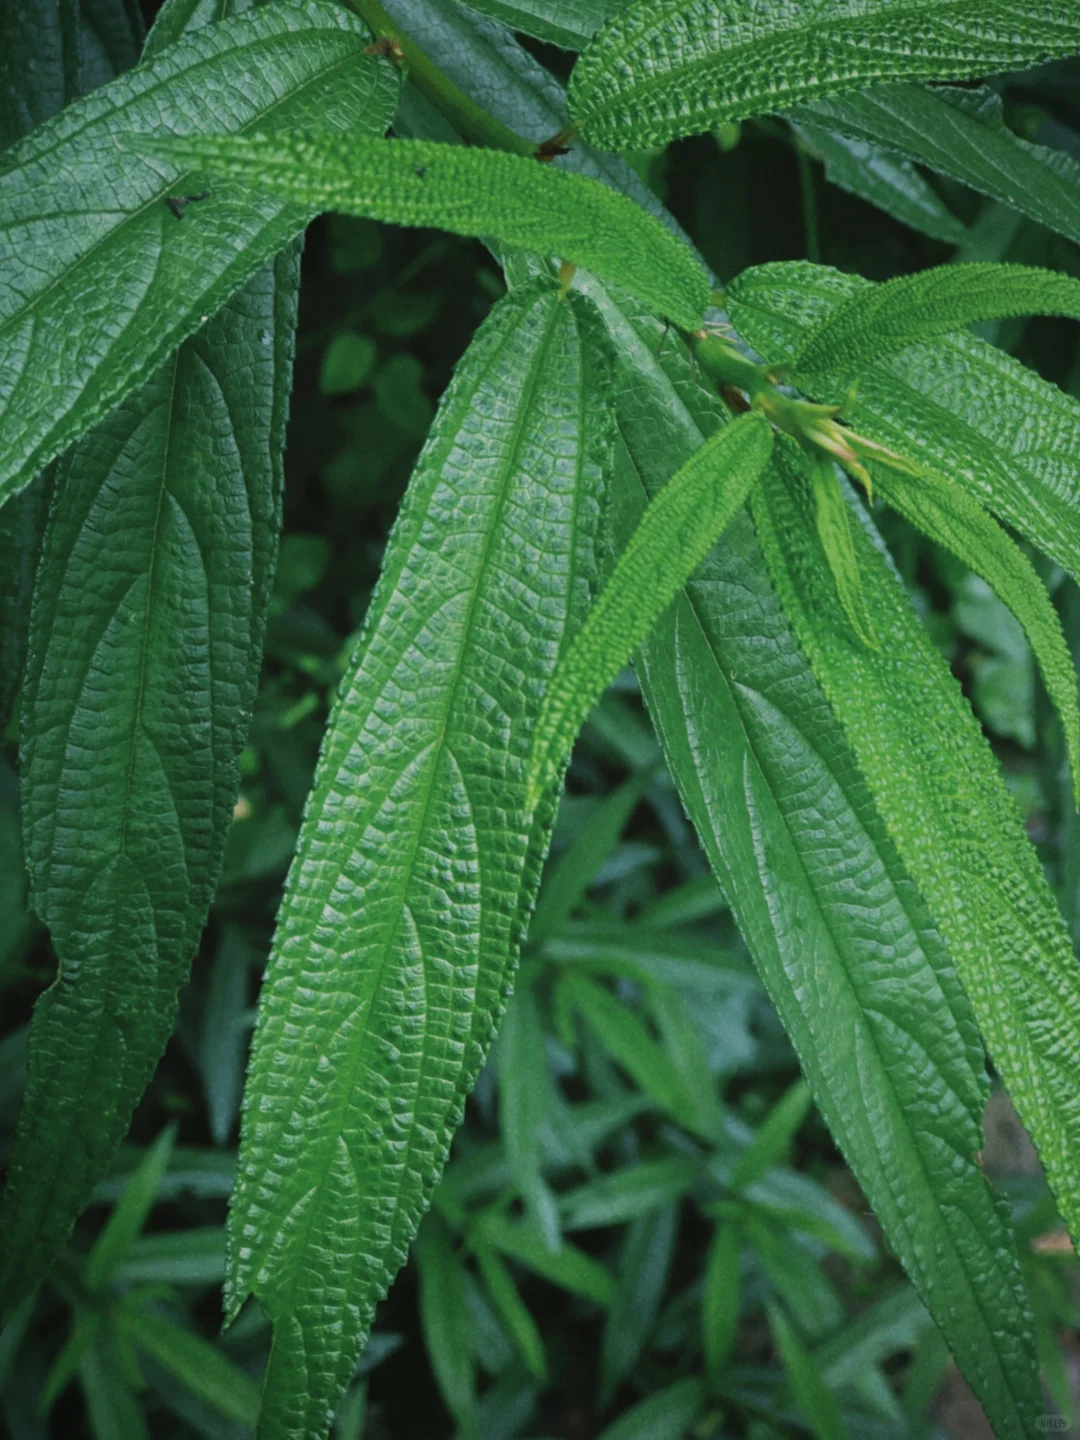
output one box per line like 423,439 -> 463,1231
868,459 -> 1080,807
581,276 -> 1042,1440
223,280 -> 611,1439
127,130 -> 712,332
526,411 -> 773,812
751,438 -> 1080,1340
807,462 -> 876,648
568,0 -> 1080,151
0,1 -> 399,504
793,262 -> 1080,380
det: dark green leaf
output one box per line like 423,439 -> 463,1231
118,1309 -> 260,1427
0,2 -> 399,503
799,85 -> 1080,252
568,0 -> 1080,151
417,1216 -> 477,1439
474,1244 -> 547,1382
702,1221 -> 740,1382
751,438 -> 1080,1401
460,0 -> 619,50
730,1079 -> 812,1192
1,229 -> 299,1319
475,1212 -> 616,1305
85,1126 -> 176,1290
601,1203 -> 677,1406
594,1377 -> 704,1440
767,1302 -> 847,1440
224,280 -> 611,1438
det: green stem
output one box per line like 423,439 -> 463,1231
348,0 -> 537,157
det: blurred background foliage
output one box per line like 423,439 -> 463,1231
2,16 -> 1080,1438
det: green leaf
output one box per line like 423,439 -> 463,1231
526,411 -> 773,811
793,262 -> 1080,380
559,1156 -> 697,1230
78,1340 -> 150,1440
790,121 -> 969,246
702,1221 -> 741,1383
118,1308 -> 260,1427
0,233 -> 300,1319
594,1377 -> 705,1440
0,0 -> 140,734
867,460 -> 1080,807
751,437 -> 1080,1322
0,1 -> 399,504
580,278 -> 1042,1440
474,1243 -> 547,1382
560,972 -> 708,1136
474,1212 -> 616,1305
600,1203 -> 677,1406
567,0 -> 1080,151
807,462 -> 876,649
459,0 -> 619,50
417,1216 -> 477,1439
767,1302 -> 847,1440
85,1126 -> 176,1291
799,85 -> 1080,253
730,1079 -> 813,1192
498,980 -> 560,1249
127,130 -> 712,332
224,279 -> 611,1439
726,260 -> 1080,605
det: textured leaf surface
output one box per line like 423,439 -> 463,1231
727,260 -> 1080,589
578,274 -> 1041,1439
794,262 -> 1080,379
868,461 -> 1080,806
526,410 -> 772,810
567,0 -> 1080,150
800,85 -> 1080,251
129,130 -> 712,331
226,280 -> 610,1440
752,437 -> 1080,1262
0,0 -> 399,504
0,237 -> 300,1317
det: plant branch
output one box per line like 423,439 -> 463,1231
348,0 -> 538,157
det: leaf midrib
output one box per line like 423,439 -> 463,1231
243,290 -> 566,1316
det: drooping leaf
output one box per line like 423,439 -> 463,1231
567,0 -> 1080,151
577,276 -> 1042,1439
790,120 -> 969,246
526,411 -> 773,811
793,262 -> 1080,380
0,232 -> 300,1320
867,460 -> 1080,806
224,279 -> 611,1439
751,435 -> 1080,1277
0,0 -> 399,504
127,130 -> 712,331
798,85 -> 1080,253
726,260 -> 1080,591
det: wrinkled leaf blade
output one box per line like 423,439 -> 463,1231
1,221 -> 300,1318
0,1 -> 399,503
568,0 -> 1080,151
128,130 -> 712,332
225,279 -> 611,1438
751,437 -> 1080,1345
